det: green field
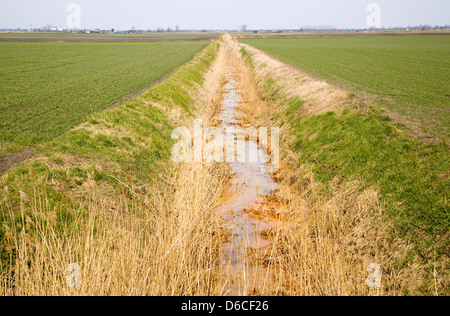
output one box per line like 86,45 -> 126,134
0,41 -> 208,152
241,35 -> 450,141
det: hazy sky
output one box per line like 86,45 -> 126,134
0,0 -> 449,30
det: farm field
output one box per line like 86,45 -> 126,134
0,40 -> 208,153
240,35 -> 450,142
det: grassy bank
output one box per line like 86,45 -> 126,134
0,40 -> 223,295
239,42 -> 449,295
0,41 -> 208,152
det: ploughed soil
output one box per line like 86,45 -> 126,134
0,147 -> 34,176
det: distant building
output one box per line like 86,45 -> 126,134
42,25 -> 64,32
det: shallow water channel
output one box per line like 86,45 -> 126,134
219,44 -> 280,295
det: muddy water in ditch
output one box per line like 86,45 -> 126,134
219,43 -> 279,296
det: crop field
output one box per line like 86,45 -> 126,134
240,35 -> 450,141
0,40 -> 208,152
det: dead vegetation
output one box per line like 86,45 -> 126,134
240,42 -> 350,118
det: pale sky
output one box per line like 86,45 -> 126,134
0,0 -> 449,30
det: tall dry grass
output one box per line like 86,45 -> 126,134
1,162 -> 230,296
